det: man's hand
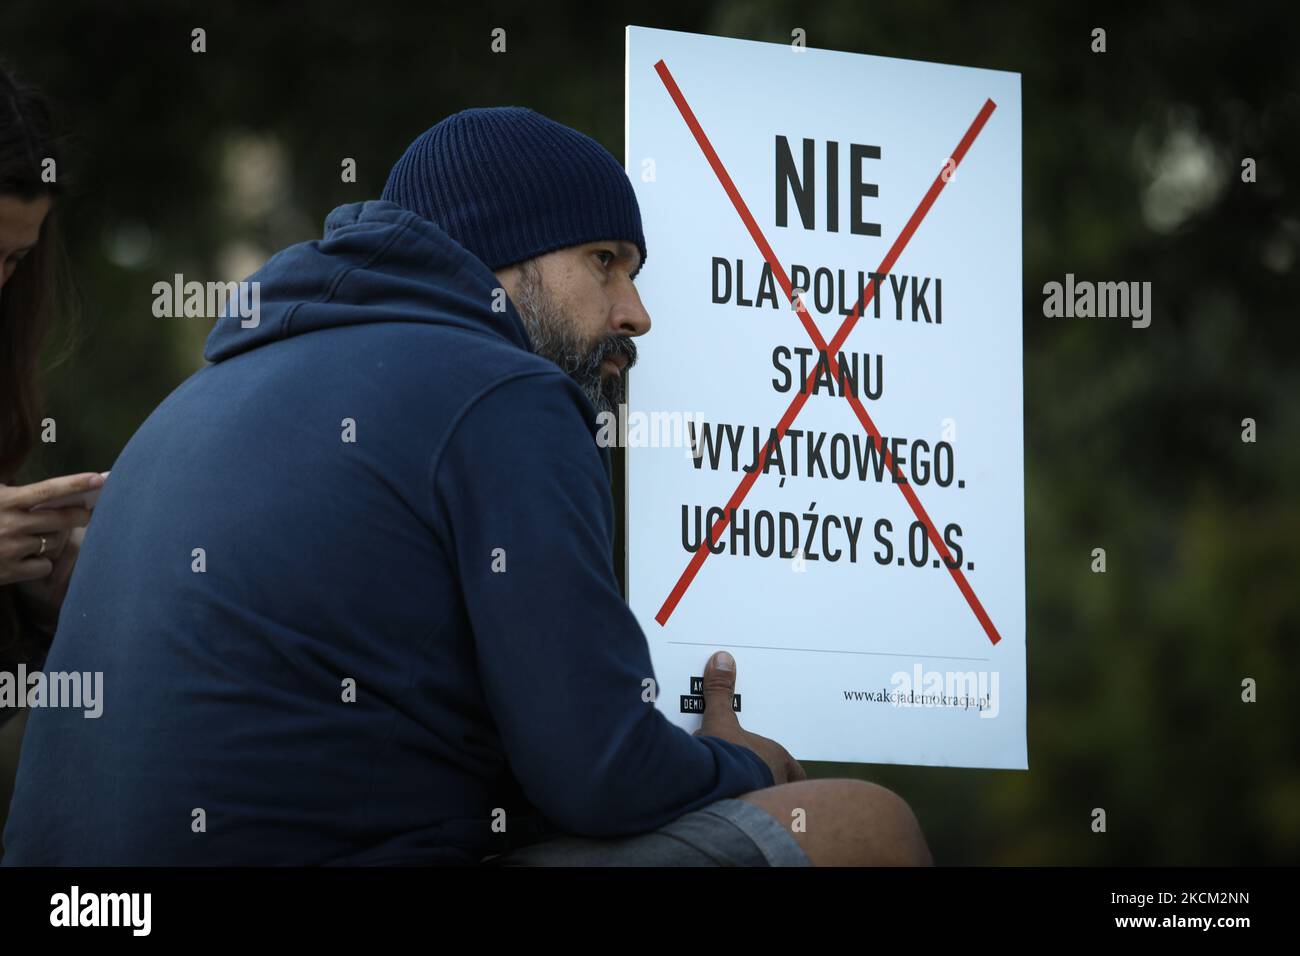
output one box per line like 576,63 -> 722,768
693,650 -> 807,785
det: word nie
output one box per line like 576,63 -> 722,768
775,135 -> 882,236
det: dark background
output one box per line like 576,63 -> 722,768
2,0 -> 1297,864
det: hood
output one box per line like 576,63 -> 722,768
204,200 -> 534,363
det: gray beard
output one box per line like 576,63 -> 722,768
511,260 -> 637,417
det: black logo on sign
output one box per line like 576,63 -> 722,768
680,675 -> 741,714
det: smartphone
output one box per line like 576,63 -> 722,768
31,472 -> 110,512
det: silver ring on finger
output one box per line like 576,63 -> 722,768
38,536 -> 48,557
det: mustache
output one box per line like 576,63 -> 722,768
588,333 -> 638,372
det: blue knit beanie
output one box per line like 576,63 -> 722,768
381,107 -> 646,277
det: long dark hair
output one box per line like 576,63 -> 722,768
0,62 -> 71,662
0,60 -> 68,483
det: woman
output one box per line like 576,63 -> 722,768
0,62 -> 103,694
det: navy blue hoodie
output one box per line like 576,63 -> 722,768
1,200 -> 772,866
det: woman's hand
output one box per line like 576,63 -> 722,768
15,525 -> 86,635
0,473 -> 101,587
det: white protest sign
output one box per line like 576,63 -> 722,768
624,26 -> 1025,769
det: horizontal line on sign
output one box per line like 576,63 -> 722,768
666,641 -> 990,662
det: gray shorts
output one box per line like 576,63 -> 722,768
481,798 -> 811,867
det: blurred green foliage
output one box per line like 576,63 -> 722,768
2,0 -> 1297,863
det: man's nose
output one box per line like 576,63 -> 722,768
612,282 -> 652,337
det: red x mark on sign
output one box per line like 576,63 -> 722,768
650,59 -> 1003,646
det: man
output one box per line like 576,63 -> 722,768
2,108 -> 930,866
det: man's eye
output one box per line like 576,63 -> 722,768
595,250 -> 615,267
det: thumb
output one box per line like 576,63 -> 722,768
697,651 -> 741,734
